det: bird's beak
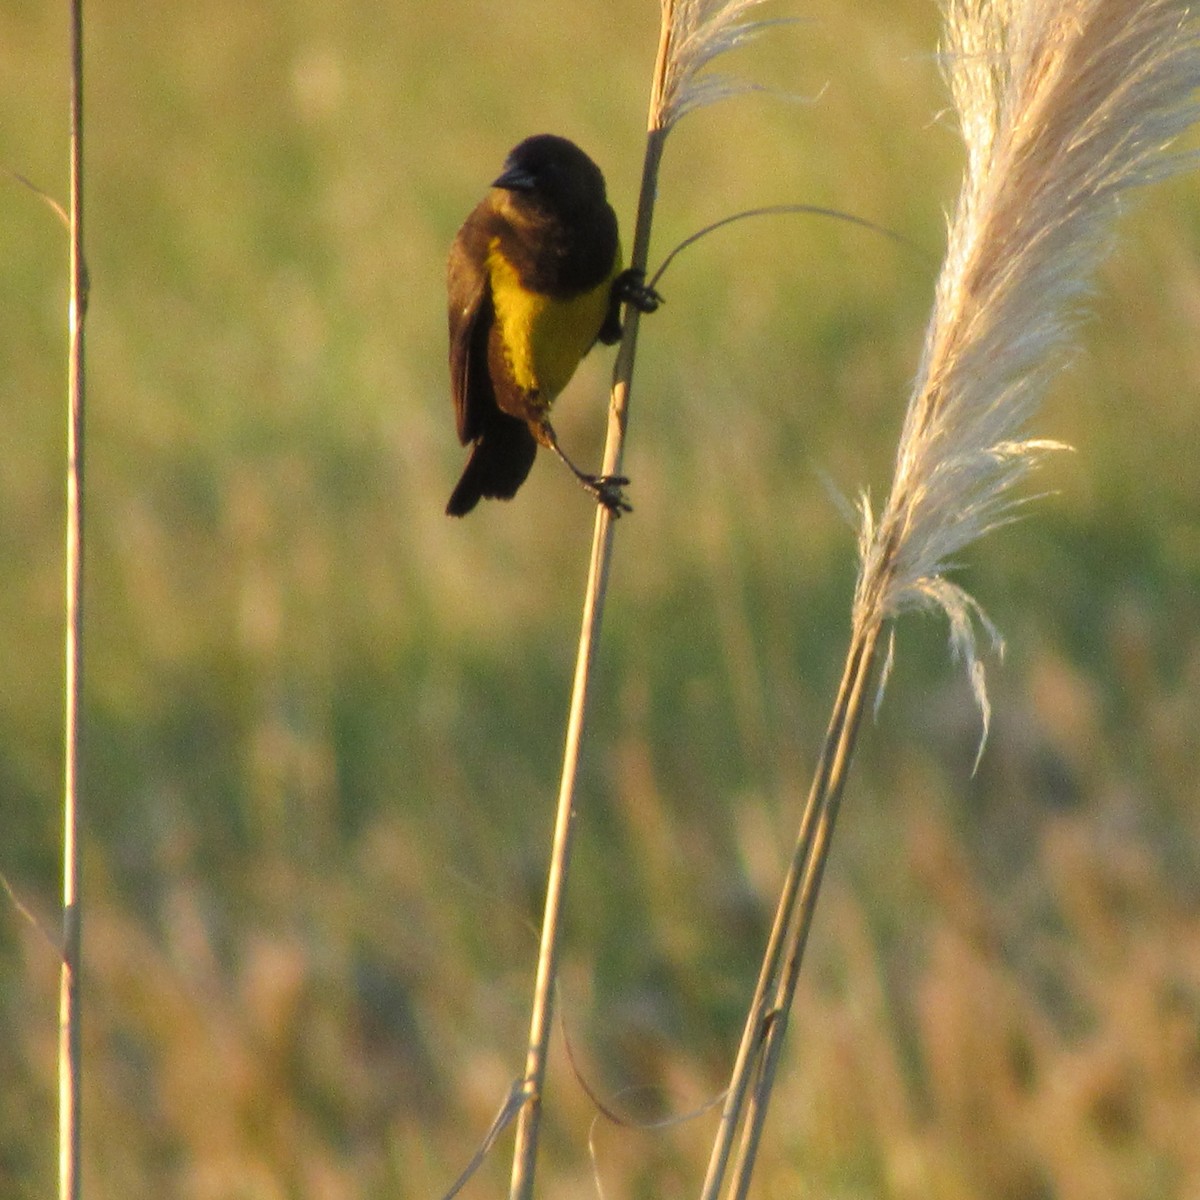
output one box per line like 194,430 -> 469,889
492,164 -> 536,192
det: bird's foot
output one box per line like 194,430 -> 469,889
582,473 -> 632,517
614,269 -> 663,315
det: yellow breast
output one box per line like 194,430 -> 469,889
487,239 -> 617,408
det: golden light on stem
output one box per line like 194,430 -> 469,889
507,2 -> 778,1196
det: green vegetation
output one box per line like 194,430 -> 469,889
3,0 -> 1200,1196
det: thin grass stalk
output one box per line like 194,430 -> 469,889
60,1 -> 86,1198
506,3 -> 792,1191
505,17 -> 674,1200
726,620 -> 882,1199
698,619 -> 881,1200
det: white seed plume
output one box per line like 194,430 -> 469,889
653,0 -> 785,129
855,0 -> 1200,737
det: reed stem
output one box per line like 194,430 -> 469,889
699,618 -> 882,1200
506,19 -> 673,1200
60,2 -> 87,1198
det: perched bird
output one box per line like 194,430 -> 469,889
445,134 -> 658,517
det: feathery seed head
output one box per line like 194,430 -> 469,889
856,0 -> 1200,739
653,0 -> 786,130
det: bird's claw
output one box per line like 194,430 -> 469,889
584,474 -> 633,516
614,269 -> 663,315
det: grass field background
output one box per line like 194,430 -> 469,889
3,1 -> 1200,1196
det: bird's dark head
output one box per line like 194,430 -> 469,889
492,134 -> 608,217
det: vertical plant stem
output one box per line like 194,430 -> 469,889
505,512 -> 615,1200
726,619 -> 882,1199
506,24 -> 673,1200
61,2 -> 86,1199
699,618 -> 882,1200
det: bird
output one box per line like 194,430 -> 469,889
445,134 -> 659,518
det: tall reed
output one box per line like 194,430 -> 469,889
507,4 -> 780,1197
61,2 -> 88,1199
703,2 -> 1200,1196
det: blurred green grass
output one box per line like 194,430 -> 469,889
3,0 -> 1200,1196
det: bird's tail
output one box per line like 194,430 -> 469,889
445,414 -> 538,516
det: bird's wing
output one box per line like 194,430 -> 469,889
447,215 -> 494,446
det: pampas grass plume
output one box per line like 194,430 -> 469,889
705,3 -> 1200,1196
653,0 -> 784,129
857,0 -> 1200,730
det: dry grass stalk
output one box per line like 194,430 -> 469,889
61,2 -> 87,1199
703,2 -> 1200,1197
506,3 -> 776,1198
